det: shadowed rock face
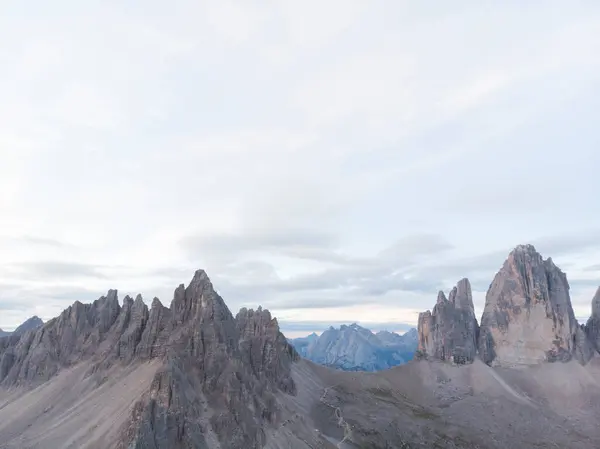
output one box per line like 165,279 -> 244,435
417,278 -> 479,364
585,287 -> 600,353
478,244 -> 591,366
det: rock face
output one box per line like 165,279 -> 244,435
478,244 -> 591,366
585,287 -> 600,353
289,323 -> 418,371
417,278 -> 479,364
124,270 -> 298,449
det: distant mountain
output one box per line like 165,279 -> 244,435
0,316 -> 44,338
288,323 -> 417,371
290,332 -> 319,357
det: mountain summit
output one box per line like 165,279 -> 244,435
417,278 -> 479,364
289,324 -> 417,371
418,244 -> 598,367
0,315 -> 43,338
0,271 -> 298,448
479,244 -> 592,366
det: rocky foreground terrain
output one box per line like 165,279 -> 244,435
1,244 -> 600,448
289,324 -> 417,371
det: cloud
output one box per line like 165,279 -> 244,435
533,229 -> 600,258
583,264 -> 600,272
5,261 -> 109,280
180,228 -> 337,259
14,235 -> 73,248
1,2 -> 600,332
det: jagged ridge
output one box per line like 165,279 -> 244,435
0,269 -> 298,449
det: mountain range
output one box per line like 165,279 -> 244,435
0,316 -> 43,338
289,324 -> 417,371
1,244 -> 600,448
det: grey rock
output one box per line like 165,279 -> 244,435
124,271 -> 298,449
0,316 -> 44,338
236,307 -> 297,393
13,316 -> 44,336
478,244 -> 590,366
0,291 -> 123,385
417,278 -> 479,364
137,297 -> 171,358
585,287 -> 600,353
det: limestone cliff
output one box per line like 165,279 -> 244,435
417,278 -> 479,364
478,244 -> 592,366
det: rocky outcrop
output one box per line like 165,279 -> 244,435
585,287 -> 600,353
136,297 -> 171,358
236,306 -> 297,393
0,292 -> 124,385
478,244 -> 592,366
124,270 -> 298,449
416,278 -> 479,364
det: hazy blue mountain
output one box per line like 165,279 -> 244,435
290,332 -> 319,357
288,323 -> 417,371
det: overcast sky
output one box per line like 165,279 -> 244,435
1,1 -> 599,337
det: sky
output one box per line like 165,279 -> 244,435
1,1 -> 600,338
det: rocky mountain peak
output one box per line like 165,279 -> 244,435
478,244 -> 591,366
12,316 -> 43,336
417,277 -> 479,364
0,316 -> 44,338
454,278 -> 474,312
591,286 -> 600,317
170,269 -> 232,328
437,290 -> 447,304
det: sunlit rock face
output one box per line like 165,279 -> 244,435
478,244 -> 592,366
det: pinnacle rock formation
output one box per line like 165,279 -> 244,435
585,287 -> 600,353
417,278 -> 479,364
478,244 -> 592,366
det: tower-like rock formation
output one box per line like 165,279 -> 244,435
478,244 -> 593,366
585,287 -> 600,353
417,278 -> 479,364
